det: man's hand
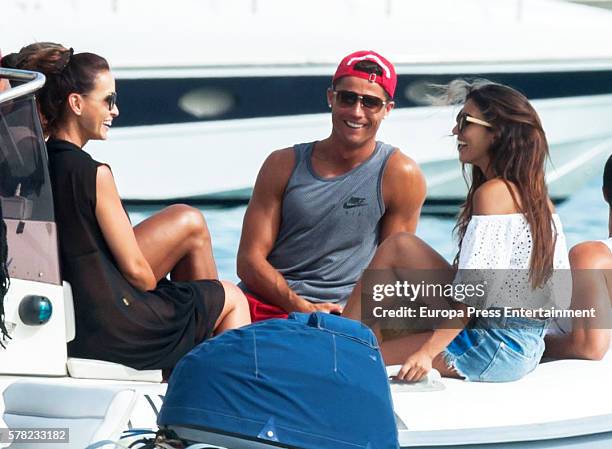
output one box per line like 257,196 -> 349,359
294,300 -> 343,314
396,349 -> 433,382
310,302 -> 344,314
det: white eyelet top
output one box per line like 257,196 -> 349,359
454,214 -> 570,310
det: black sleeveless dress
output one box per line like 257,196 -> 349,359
47,139 -> 225,370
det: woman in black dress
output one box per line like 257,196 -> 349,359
2,45 -> 250,370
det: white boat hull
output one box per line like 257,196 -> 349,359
85,94 -> 612,210
4,0 -> 612,211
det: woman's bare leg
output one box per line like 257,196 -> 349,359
341,233 -> 463,379
343,232 -> 454,321
134,204 -> 218,281
214,281 -> 251,333
134,206 -> 250,331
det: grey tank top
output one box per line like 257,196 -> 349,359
267,141 -> 396,305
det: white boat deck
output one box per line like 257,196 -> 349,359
394,349 -> 612,447
1,350 -> 610,448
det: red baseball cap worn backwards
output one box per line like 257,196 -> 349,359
332,50 -> 397,99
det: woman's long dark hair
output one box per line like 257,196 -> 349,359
1,201 -> 10,346
452,81 -> 555,288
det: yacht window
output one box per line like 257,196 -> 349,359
178,88 -> 235,119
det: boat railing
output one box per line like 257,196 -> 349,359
0,68 -> 45,105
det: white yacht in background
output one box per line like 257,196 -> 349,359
2,0 -> 612,213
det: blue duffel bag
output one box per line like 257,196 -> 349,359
158,312 -> 399,449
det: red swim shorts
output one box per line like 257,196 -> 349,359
245,292 -> 289,322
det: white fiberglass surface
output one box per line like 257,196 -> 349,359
392,350 -> 612,433
0,376 -> 166,448
0,279 -> 67,376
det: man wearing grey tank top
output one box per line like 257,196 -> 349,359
237,51 -> 426,320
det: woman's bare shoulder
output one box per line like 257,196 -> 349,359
472,179 -> 521,215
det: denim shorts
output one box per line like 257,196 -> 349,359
443,314 -> 548,382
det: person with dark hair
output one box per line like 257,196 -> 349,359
237,50 -> 426,321
1,42 -> 68,72
544,155 -> 612,361
1,42 -> 69,133
343,80 -> 570,382
10,44 -> 250,370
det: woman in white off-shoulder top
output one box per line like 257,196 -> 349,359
343,80 -> 570,382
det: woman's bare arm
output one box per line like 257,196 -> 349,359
95,165 -> 156,291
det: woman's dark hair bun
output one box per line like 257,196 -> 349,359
2,43 -> 110,133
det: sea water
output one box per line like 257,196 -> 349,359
126,171 -> 607,282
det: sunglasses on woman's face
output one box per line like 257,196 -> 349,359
104,92 -> 117,111
82,92 -> 117,111
456,111 -> 492,133
332,90 -> 388,113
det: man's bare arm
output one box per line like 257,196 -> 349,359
379,150 -> 427,241
544,242 -> 612,360
237,149 -> 342,314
